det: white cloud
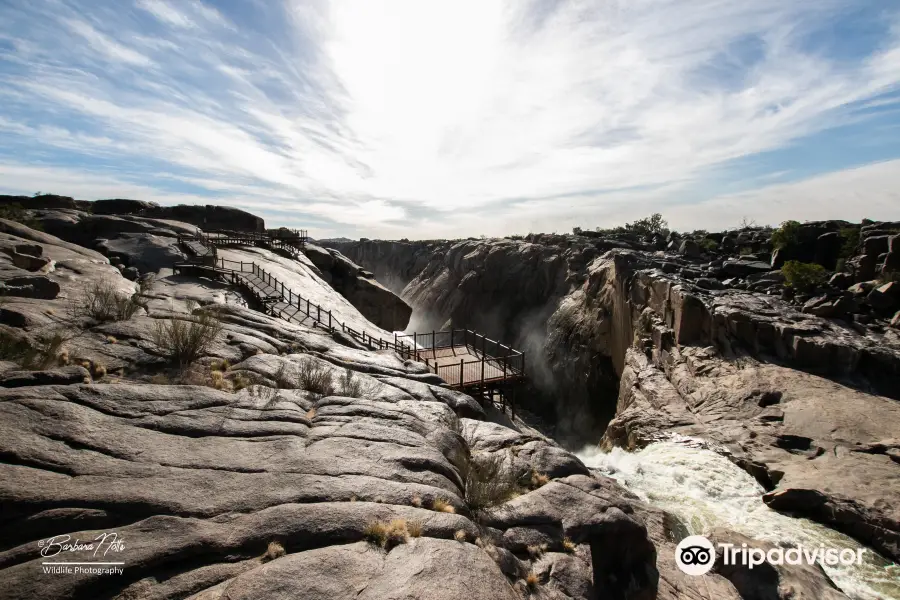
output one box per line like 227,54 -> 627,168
137,0 -> 196,28
1,0 -> 899,238
64,19 -> 153,66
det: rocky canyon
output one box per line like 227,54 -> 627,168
0,195 -> 898,600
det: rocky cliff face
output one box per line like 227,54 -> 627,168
327,225 -> 900,566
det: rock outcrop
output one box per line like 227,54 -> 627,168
328,224 -> 900,569
301,243 -> 412,331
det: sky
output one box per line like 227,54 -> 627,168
1,0 -> 899,240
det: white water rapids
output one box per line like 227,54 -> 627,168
579,440 -> 900,600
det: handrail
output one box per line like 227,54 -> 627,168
176,233 -> 524,388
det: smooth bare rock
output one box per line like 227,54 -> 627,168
708,529 -> 849,600
0,366 -> 89,387
301,244 -> 412,331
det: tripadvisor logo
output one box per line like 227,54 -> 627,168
675,535 -> 867,576
676,536 -> 716,575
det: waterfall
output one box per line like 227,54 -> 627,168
579,440 -> 900,600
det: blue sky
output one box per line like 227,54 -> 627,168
1,0 -> 899,239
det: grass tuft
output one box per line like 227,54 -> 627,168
454,529 -> 467,542
260,541 -> 285,563
431,498 -> 455,513
151,305 -> 224,367
364,519 -> 411,550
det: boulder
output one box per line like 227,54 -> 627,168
0,275 -> 60,299
868,282 -> 899,312
863,235 -> 891,256
678,239 -> 701,258
829,272 -> 854,288
721,258 -> 771,278
814,231 -> 842,269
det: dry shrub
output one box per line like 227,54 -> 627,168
106,336 -> 117,344
431,498 -> 455,514
364,519 -> 410,550
0,329 -> 65,370
261,541 -> 285,563
529,469 -> 550,489
562,537 -> 577,553
296,358 -> 334,398
527,543 -> 548,558
525,572 -> 540,591
407,520 -> 423,538
410,495 -> 422,508
91,361 -> 106,379
454,529 -> 467,542
151,304 -> 224,367
72,280 -> 144,323
463,451 -> 519,512
337,368 -> 375,398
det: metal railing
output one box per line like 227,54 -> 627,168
175,234 -> 524,389
395,329 -> 525,388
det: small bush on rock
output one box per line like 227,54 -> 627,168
338,368 -> 375,398
0,330 -> 65,369
431,498 -> 455,513
151,304 -> 224,367
463,451 -> 519,512
782,261 -> 827,292
770,220 -> 801,250
73,280 -> 144,323
364,519 -> 411,550
296,358 -> 334,398
261,541 -> 285,563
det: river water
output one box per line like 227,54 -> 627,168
578,440 -> 900,600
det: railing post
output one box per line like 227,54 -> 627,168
307,298 -> 310,316
432,330 -> 436,351
317,305 -> 321,322
481,354 -> 485,388
450,329 -> 454,348
328,310 -> 332,330
460,359 -> 464,388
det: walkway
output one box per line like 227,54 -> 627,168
173,233 -> 526,396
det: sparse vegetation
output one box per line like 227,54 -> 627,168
454,529 -> 467,542
528,469 -> 549,489
462,451 -> 519,512
261,541 -> 285,563
562,537 -> 577,553
410,495 -> 422,508
770,220 -> 801,250
525,572 -> 541,591
0,329 -> 65,369
782,261 -> 827,292
839,227 -> 860,258
0,203 -> 44,230
72,280 -> 145,323
527,543 -> 548,558
699,238 -> 718,252
624,213 -> 668,237
151,303 -> 224,367
431,498 -> 456,514
406,520 -> 423,538
337,367 -> 376,398
364,519 -> 412,550
296,357 -> 334,398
